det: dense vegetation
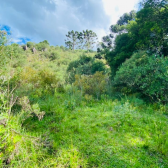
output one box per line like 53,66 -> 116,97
0,0 -> 168,167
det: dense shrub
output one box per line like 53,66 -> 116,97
19,67 -> 58,98
27,42 -> 36,49
74,72 -> 107,99
66,55 -> 106,83
49,51 -> 59,60
35,40 -> 49,51
114,51 -> 168,103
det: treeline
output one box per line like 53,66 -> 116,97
64,0 -> 168,103
96,0 -> 168,103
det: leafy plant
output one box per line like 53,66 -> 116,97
114,51 -> 168,103
66,55 -> 106,83
74,72 -> 107,99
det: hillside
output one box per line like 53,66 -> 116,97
1,0 -> 168,167
0,43 -> 168,168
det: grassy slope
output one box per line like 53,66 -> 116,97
9,94 -> 168,168
1,46 -> 168,167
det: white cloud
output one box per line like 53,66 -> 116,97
102,0 -> 140,26
0,0 -> 140,46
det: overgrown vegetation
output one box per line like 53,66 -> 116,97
0,0 -> 168,167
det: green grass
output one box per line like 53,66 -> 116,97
6,94 -> 167,167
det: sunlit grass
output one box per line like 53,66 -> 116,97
8,95 -> 166,167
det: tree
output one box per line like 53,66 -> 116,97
99,11 -> 137,77
98,11 -> 136,60
117,10 -> 136,25
0,30 -> 7,46
103,0 -> 168,78
135,0 -> 168,56
65,30 -> 81,50
82,30 -> 98,50
101,34 -> 114,49
27,42 -> 36,49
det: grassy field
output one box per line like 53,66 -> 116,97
2,92 -> 168,167
1,45 -> 168,167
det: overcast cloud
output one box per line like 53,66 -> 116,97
0,0 -> 139,46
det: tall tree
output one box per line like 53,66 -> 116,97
99,10 -> 136,53
117,10 -> 136,25
65,30 -> 81,50
82,30 -> 98,50
103,0 -> 168,78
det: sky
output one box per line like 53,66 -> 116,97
0,0 -> 140,46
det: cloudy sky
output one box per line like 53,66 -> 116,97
0,0 -> 140,46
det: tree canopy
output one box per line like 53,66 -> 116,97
101,0 -> 168,77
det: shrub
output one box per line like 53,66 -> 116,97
27,42 -> 36,49
66,55 -> 106,83
114,51 -> 168,103
19,67 -> 58,98
35,40 -> 49,51
74,72 -> 107,99
49,51 -> 59,60
18,96 -> 45,123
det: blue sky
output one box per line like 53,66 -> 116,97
0,25 -> 31,44
0,0 -> 140,46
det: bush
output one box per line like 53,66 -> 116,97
49,51 -> 59,60
114,51 -> 168,103
74,72 -> 107,99
27,42 -> 36,49
19,67 -> 58,97
66,55 -> 106,83
35,40 -> 49,51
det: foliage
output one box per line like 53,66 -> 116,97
19,67 -> 58,99
117,10 -> 136,25
36,40 -> 49,51
65,30 -> 98,51
65,30 -> 82,50
74,72 -> 107,99
26,41 -> 36,49
114,51 -> 168,103
102,0 -> 168,78
0,30 -> 7,46
49,51 -> 59,60
66,55 -> 106,83
135,0 -> 168,55
82,29 -> 98,50
18,96 -> 45,123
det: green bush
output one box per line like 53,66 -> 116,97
27,42 -> 36,49
66,55 -> 106,83
74,72 -> 107,99
49,51 -> 59,60
114,51 -> 168,103
35,40 -> 49,51
19,67 -> 58,98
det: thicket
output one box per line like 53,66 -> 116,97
114,51 -> 168,103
